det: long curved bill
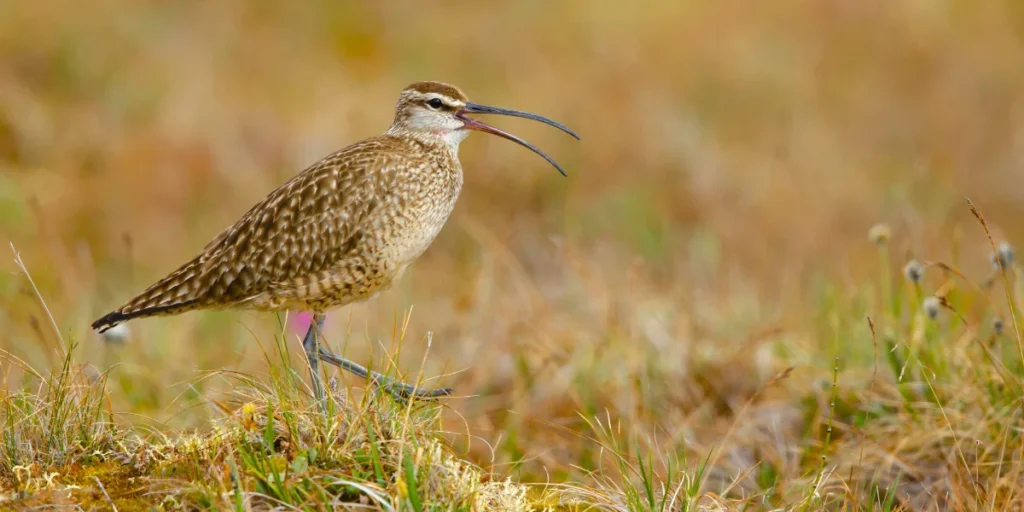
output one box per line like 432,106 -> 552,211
457,102 -> 579,177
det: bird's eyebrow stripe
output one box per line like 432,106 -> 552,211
420,93 -> 460,106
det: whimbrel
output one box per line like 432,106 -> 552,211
92,81 -> 579,402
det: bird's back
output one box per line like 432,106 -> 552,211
92,134 -> 462,332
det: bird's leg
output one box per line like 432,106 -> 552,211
315,349 -> 452,401
305,321 -> 452,401
300,313 -> 327,407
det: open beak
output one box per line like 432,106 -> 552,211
456,102 -> 579,177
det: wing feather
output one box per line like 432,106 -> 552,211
92,135 -> 415,329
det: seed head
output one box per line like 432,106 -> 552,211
903,260 -> 924,283
101,322 -> 130,344
868,223 -> 892,246
991,241 -> 1015,271
923,296 -> 942,320
993,317 -> 1004,335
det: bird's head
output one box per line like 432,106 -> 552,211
389,81 -> 579,176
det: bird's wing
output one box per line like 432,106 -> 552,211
198,137 -> 406,302
93,136 -> 413,328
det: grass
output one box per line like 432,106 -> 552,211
3,201 -> 1023,509
4,1 -> 1024,509
1,310 -> 571,510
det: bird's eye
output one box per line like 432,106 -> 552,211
427,98 -> 444,110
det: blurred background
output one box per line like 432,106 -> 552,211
2,0 -> 1024,494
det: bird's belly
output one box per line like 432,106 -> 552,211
390,204 -> 455,265
396,219 -> 446,262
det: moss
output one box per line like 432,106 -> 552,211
1,460 -> 161,511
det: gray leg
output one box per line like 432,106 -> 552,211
305,318 -> 452,401
317,349 -> 452,401
300,313 -> 327,406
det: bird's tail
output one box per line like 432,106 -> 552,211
91,256 -> 208,333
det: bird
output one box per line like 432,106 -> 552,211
91,81 -> 579,403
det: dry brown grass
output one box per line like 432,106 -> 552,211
3,1 -> 1024,510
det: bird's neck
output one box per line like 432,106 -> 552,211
385,125 -> 467,156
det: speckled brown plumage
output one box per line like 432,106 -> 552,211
92,84 -> 465,332
92,81 -> 577,336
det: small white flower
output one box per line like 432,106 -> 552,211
923,297 -> 942,320
101,323 -> 130,343
868,223 -> 891,246
992,241 -> 1015,271
903,260 -> 924,283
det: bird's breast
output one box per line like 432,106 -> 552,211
379,160 -> 463,267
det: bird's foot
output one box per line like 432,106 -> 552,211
379,378 -> 453,403
316,347 -> 452,403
